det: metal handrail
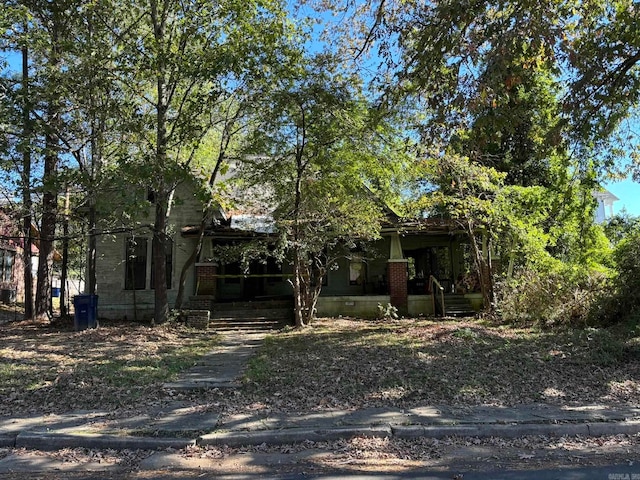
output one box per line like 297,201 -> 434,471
429,275 -> 446,317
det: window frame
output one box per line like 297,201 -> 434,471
124,237 -> 148,290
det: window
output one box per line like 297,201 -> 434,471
151,238 -> 173,289
4,251 -> 13,283
0,249 -> 14,283
125,237 -> 174,290
125,238 -> 147,290
349,255 -> 365,286
222,262 -> 241,284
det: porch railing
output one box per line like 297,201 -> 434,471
429,275 -> 446,317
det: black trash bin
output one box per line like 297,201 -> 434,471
0,289 -> 16,304
73,294 -> 99,331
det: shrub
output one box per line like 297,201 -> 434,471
495,266 -> 609,328
590,232 -> 640,326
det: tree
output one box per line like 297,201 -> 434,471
240,53 -> 409,327
1,1 -> 84,320
101,0 -> 295,324
604,211 -> 640,246
409,154 -> 505,310
567,0 -> 640,173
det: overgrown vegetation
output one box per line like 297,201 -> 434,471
1,0 -> 639,329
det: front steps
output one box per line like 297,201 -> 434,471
442,294 -> 477,317
187,297 -> 294,332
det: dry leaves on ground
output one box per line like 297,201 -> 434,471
224,318 -> 640,414
0,319 -> 219,417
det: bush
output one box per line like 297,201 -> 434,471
590,232 -> 640,326
495,266 -> 609,328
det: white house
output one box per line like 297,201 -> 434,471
593,190 -> 619,223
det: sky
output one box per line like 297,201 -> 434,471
605,176 -> 640,217
3,14 -> 640,220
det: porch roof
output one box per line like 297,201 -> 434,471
381,217 -> 467,235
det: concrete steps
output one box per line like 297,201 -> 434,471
442,294 -> 477,317
189,298 -> 294,332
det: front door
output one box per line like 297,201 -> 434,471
406,246 -> 453,293
242,260 -> 265,299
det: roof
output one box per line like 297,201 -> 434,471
593,189 -> 620,202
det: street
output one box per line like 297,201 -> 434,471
0,445 -> 638,480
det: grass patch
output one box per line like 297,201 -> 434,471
0,321 -> 219,416
245,354 -> 272,383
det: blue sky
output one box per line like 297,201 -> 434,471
605,176 -> 640,216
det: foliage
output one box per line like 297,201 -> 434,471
604,212 -> 640,246
377,302 -> 398,320
603,231 -> 640,324
496,266 -> 610,328
409,153 -> 504,309
238,53 -> 411,327
567,0 -> 640,174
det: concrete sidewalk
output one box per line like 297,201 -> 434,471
1,402 -> 639,452
0,330 -> 639,451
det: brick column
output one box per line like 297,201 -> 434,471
195,263 -> 217,297
387,260 -> 408,314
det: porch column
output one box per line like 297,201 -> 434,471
195,262 -> 217,297
387,233 -> 408,314
387,260 -> 408,314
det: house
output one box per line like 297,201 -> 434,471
594,189 -> 619,224
94,177 -> 483,321
0,206 -> 33,305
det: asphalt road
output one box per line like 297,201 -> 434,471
0,465 -> 637,480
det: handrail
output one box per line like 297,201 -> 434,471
429,275 -> 446,317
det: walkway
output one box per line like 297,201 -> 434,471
163,332 -> 266,390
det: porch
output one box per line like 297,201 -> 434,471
186,222 -> 484,319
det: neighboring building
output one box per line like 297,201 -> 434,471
94,178 -> 483,321
0,206 -> 32,305
594,190 -> 619,223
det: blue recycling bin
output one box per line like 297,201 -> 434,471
73,294 -> 99,331
51,287 -> 60,298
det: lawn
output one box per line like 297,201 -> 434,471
0,317 -> 219,417
236,318 -> 640,412
0,313 -> 639,419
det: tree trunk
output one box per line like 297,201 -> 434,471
150,0 -> 170,325
174,148 -> 226,309
292,248 -> 305,327
86,20 -> 100,297
173,225 -> 203,310
60,190 -> 70,317
153,194 -> 170,324
35,106 -> 58,321
87,203 -> 97,295
466,222 -> 492,312
35,6 -> 62,321
21,41 -> 34,320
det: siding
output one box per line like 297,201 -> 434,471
95,181 -> 205,321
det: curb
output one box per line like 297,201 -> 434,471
393,421 -> 640,440
202,421 -> 640,447
0,434 -> 16,448
199,426 -> 393,447
587,420 -> 640,436
14,432 -> 196,451
393,423 -> 591,439
3,420 -> 639,451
